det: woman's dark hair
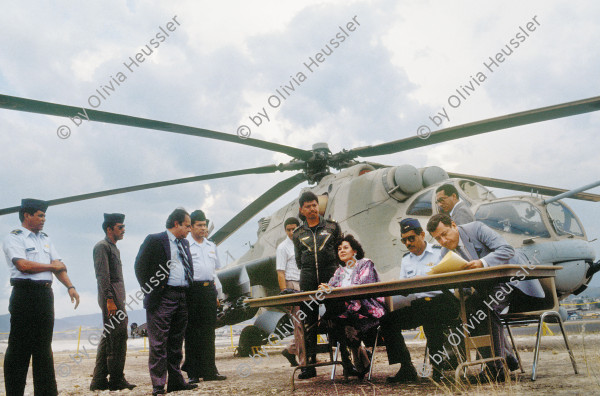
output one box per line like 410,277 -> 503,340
337,234 -> 365,263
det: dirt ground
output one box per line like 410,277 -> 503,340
8,331 -> 600,395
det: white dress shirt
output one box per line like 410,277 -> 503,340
276,237 -> 300,282
166,230 -> 189,287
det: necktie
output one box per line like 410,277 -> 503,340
176,239 -> 193,284
456,245 -> 472,261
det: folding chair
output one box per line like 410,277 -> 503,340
291,318 -> 343,390
501,277 -> 578,380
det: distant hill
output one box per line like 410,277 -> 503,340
0,310 -> 148,333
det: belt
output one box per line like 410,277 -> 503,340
10,278 -> 52,288
164,285 -> 189,292
193,280 -> 214,287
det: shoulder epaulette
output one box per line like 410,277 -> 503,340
10,229 -> 22,235
326,218 -> 337,223
431,245 -> 442,249
40,232 -> 48,237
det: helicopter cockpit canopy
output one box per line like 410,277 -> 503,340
546,201 -> 585,237
475,200 -> 551,238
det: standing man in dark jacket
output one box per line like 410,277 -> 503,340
293,192 -> 342,379
134,208 -> 197,395
90,213 -> 136,391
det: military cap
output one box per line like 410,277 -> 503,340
104,213 -> 125,223
190,210 -> 206,223
400,218 -> 421,234
21,198 -> 48,212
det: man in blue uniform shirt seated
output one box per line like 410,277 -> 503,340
381,218 -> 460,383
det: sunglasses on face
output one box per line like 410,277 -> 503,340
401,235 -> 416,244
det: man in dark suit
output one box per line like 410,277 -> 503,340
427,214 -> 542,381
135,208 -> 197,395
435,184 -> 475,225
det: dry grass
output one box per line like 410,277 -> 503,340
5,330 -> 600,395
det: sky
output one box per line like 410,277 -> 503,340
1,1 -> 599,319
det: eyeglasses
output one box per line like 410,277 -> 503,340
117,225 -> 125,230
401,235 -> 416,244
436,196 -> 449,204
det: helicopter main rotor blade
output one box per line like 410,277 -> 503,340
0,164 -> 303,216
0,94 -> 313,160
346,96 -> 600,158
449,172 -> 600,202
211,173 -> 307,245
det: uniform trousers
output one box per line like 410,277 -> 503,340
5,285 -> 57,396
91,307 -> 129,384
146,288 -> 188,388
380,294 -> 460,368
182,281 -> 218,378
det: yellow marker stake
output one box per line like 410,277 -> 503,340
414,326 -> 426,340
230,325 -> 234,348
74,325 -> 82,358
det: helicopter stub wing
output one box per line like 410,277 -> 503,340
449,173 -> 600,202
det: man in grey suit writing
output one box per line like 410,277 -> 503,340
435,184 -> 475,225
426,214 -> 544,382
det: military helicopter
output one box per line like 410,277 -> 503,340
1,94 -> 599,352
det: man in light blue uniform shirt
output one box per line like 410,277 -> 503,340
182,210 -> 227,383
3,198 -> 80,396
381,218 -> 460,384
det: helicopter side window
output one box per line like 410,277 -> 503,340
406,189 -> 433,216
547,202 -> 584,237
475,201 -> 550,238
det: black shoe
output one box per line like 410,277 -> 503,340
282,349 -> 299,367
109,379 -> 136,391
298,367 -> 317,379
152,387 -> 166,396
386,364 -> 418,383
89,378 -> 109,391
188,377 -> 200,384
166,382 -> 198,392
203,373 -> 227,381
506,354 -> 520,371
342,364 -> 360,379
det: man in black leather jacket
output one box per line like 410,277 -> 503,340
293,191 -> 342,379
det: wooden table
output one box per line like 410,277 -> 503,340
245,265 -> 561,382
